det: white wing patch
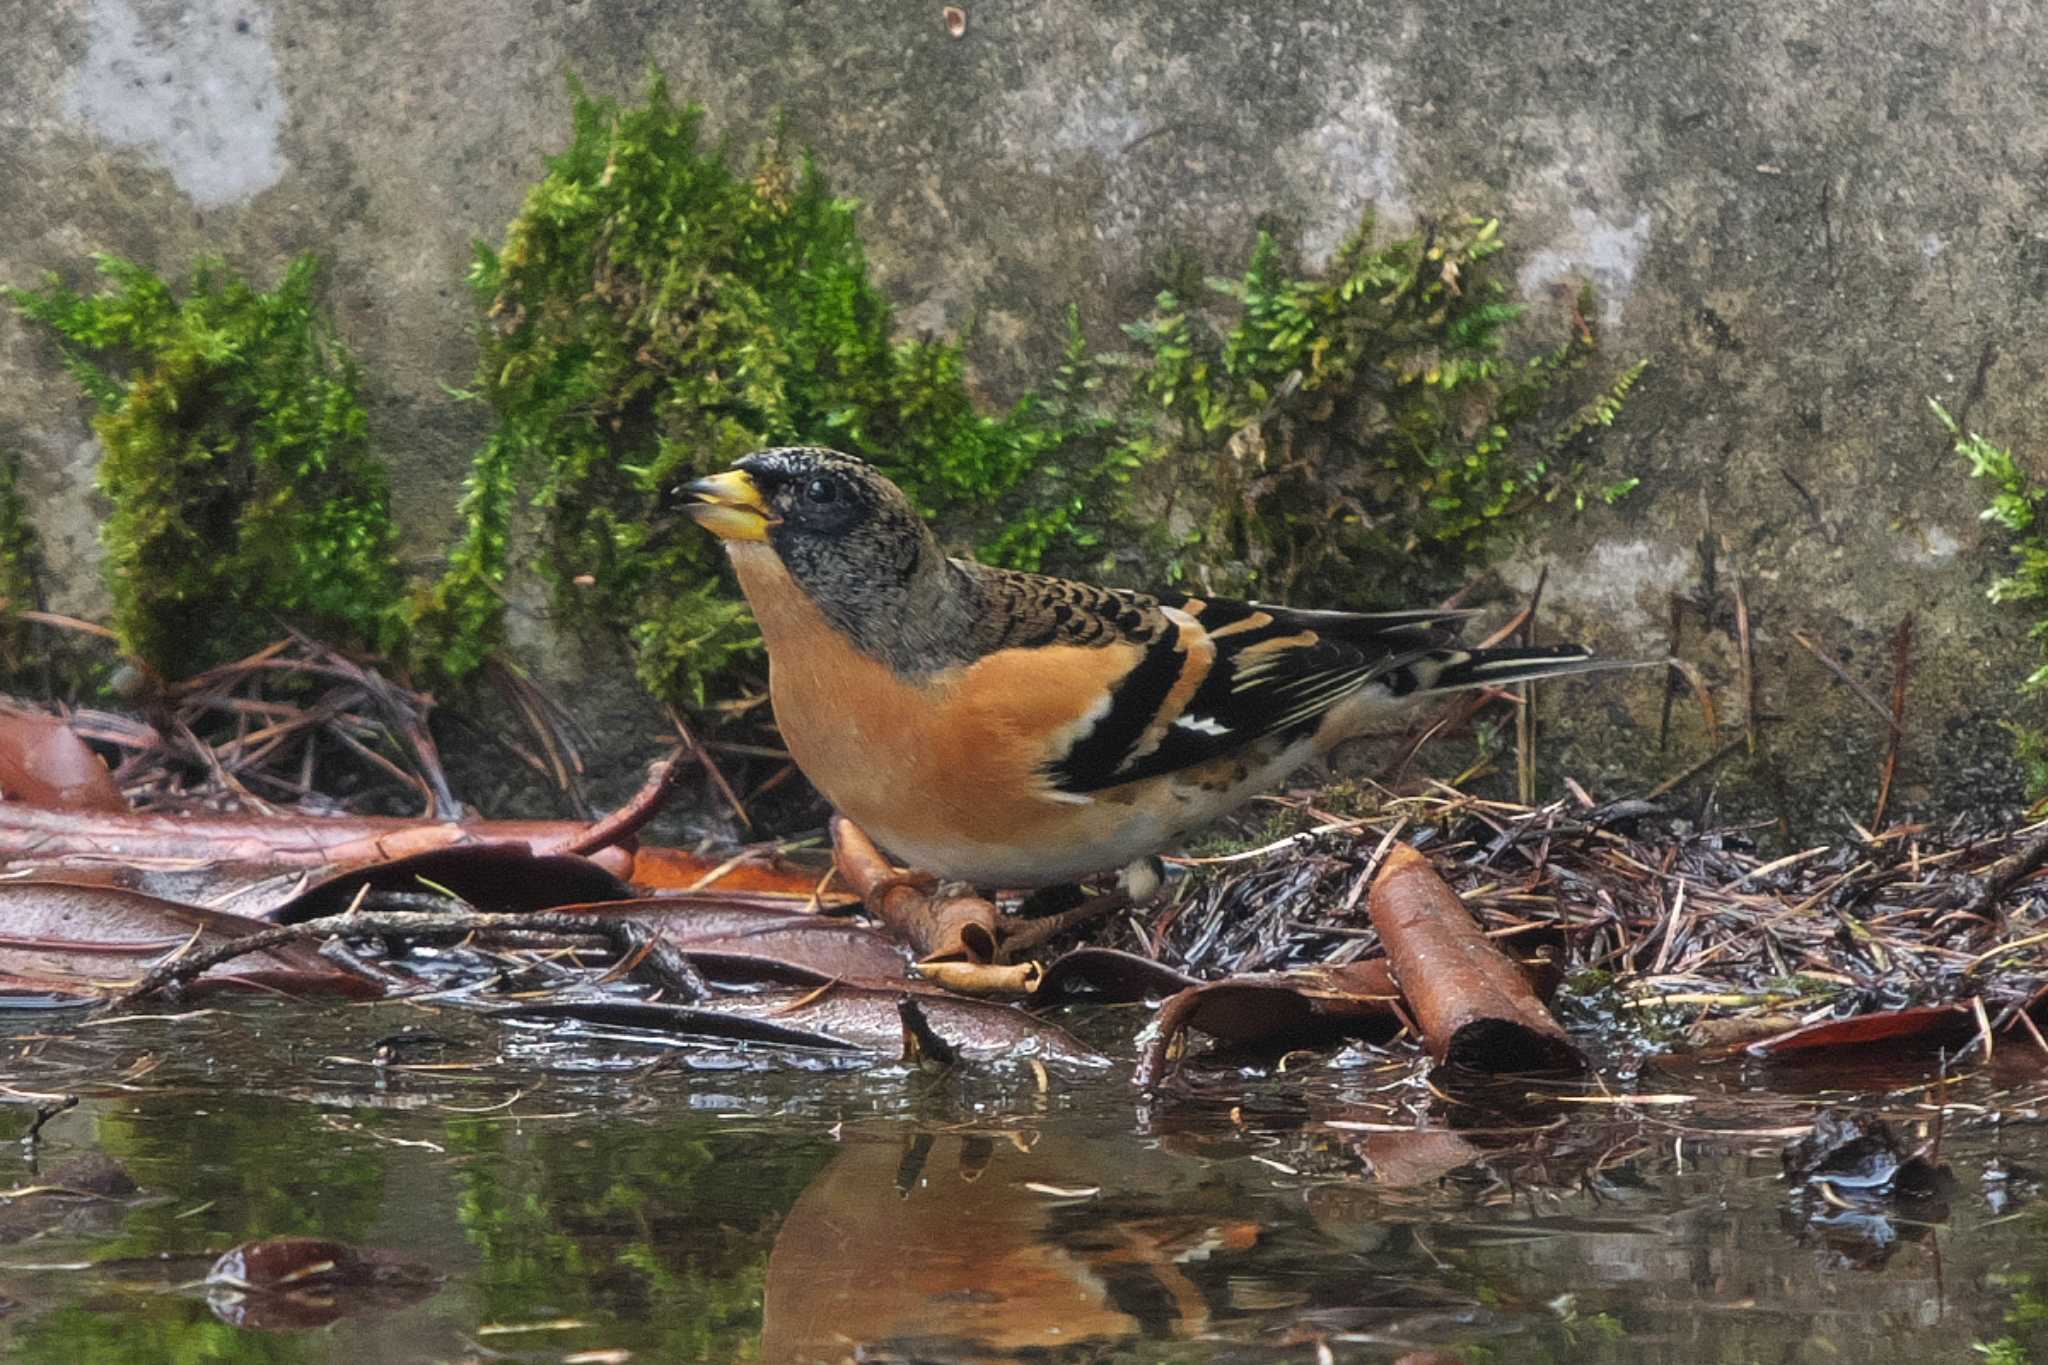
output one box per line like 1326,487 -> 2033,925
1174,714 -> 1231,737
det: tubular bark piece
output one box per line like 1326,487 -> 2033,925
1367,843 -> 1584,1074
830,816 -> 1000,963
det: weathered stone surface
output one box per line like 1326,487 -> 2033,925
2,1 -> 2041,829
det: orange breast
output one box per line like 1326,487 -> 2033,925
726,546 -> 1136,859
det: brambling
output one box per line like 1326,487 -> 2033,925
684,447 -> 1621,893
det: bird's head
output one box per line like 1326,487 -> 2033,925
680,447 -> 944,629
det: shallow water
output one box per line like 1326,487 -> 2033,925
0,998 -> 2043,1363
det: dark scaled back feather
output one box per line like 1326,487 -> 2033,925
1038,589 -> 1599,794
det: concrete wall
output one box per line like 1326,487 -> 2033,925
4,0 -> 2043,828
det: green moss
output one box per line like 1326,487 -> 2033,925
1934,400 -> 2048,800
431,76 -> 1640,708
5,79 -> 1640,711
8,255 -> 405,682
422,76 -> 1135,706
1128,219 -> 1645,602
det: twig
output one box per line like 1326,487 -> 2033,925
1733,566 -> 1757,757
667,706 -> 752,832
1971,832 -> 2048,914
21,1096 -> 78,1146
563,745 -> 690,857
1642,736 -> 1749,802
1789,630 -> 1898,734
1515,567 -> 1549,808
1872,614 -> 1913,832
111,902 -> 708,1007
1658,593 -> 1686,751
897,994 -> 962,1068
999,891 -> 1130,957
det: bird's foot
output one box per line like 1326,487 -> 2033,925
1001,859 -> 1166,955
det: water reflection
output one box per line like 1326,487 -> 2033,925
761,1128 -> 1261,1360
0,1004 -> 2038,1362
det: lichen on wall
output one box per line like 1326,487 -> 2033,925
64,0 -> 286,209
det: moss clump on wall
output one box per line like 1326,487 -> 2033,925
1124,220 -> 1645,603
420,76 -> 1134,706
1935,401 -> 2048,800
4,79 -> 1641,713
430,76 -> 1640,709
8,256 -> 405,682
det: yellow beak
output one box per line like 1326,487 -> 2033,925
681,469 -> 775,542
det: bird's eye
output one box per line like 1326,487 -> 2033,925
803,477 -> 839,505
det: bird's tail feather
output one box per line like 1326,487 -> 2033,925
1409,646 -> 1655,696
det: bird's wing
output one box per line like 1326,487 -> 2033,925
1032,593 -> 1427,793
958,567 -> 1603,795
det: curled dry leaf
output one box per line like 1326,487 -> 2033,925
942,5 -> 966,37
916,959 -> 1042,996
1367,844 -> 1584,1075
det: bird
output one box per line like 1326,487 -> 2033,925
683,446 -> 1624,895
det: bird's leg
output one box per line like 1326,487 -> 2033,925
999,857 -> 1168,956
1012,883 -> 1090,920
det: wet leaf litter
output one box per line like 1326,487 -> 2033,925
1,687 -> 2047,1353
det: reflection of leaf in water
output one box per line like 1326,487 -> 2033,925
205,1235 -> 443,1331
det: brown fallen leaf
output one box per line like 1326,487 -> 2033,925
1354,1128 -> 1485,1187
0,800 -> 635,880
0,881 -> 382,1001
1031,947 -> 1205,1004
505,985 -> 1108,1067
555,895 -> 911,982
0,706 -> 125,813
1367,844 -> 1584,1074
1133,961 -> 1404,1089
1744,1004 -> 1976,1060
261,844 -> 631,923
627,843 -> 853,900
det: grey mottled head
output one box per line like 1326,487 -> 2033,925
682,447 -> 983,672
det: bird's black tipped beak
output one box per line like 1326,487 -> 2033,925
679,469 -> 775,542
